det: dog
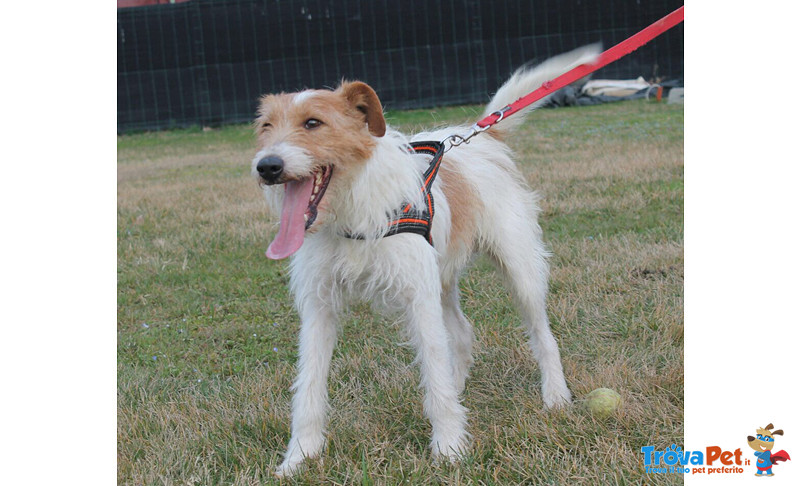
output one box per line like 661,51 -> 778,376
747,424 -> 791,476
251,45 -> 600,476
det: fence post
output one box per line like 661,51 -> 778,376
189,1 -> 212,127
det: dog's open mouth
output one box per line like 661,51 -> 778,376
304,165 -> 333,230
266,165 -> 333,260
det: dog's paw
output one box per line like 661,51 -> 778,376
432,448 -> 465,464
542,390 -> 572,410
430,430 -> 470,464
274,444 -> 312,478
274,436 -> 325,477
274,457 -> 304,478
431,444 -> 468,466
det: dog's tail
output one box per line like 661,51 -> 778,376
481,44 -> 602,139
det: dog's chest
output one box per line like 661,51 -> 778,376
304,232 -> 436,306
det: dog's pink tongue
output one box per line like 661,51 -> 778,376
266,178 -> 314,260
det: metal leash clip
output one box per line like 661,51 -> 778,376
442,108 -> 508,153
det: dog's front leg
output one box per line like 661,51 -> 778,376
403,266 -> 470,461
276,302 -> 338,477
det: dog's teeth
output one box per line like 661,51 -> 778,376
303,214 -> 308,222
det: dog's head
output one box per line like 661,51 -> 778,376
747,423 -> 783,452
252,81 -> 386,259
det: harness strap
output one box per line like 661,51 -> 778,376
345,141 -> 445,246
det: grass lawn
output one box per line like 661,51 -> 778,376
118,99 -> 683,485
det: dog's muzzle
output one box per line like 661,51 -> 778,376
256,155 -> 284,184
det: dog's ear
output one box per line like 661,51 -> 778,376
340,81 -> 386,137
773,429 -> 784,436
766,423 -> 774,430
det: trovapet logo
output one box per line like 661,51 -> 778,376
641,444 -> 746,475
642,422 -> 792,477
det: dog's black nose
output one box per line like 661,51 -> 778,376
256,155 -> 284,183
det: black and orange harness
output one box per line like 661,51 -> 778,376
345,141 -> 444,246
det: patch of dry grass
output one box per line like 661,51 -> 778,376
118,100 -> 683,484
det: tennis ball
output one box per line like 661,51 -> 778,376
584,388 -> 621,418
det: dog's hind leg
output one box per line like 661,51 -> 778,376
276,302 -> 338,477
485,209 -> 572,409
441,283 -> 474,394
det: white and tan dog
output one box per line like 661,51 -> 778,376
251,46 -> 600,476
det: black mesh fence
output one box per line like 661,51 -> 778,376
118,0 -> 684,133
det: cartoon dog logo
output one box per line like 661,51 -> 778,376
747,423 -> 791,477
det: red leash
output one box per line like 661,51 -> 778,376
446,6 -> 684,148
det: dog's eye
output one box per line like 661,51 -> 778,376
261,122 -> 272,130
304,118 -> 323,130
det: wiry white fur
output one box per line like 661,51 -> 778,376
482,43 -> 602,137
266,46 -> 597,477
293,90 -> 317,105
324,129 -> 428,240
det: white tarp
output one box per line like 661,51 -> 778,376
581,77 -> 654,97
